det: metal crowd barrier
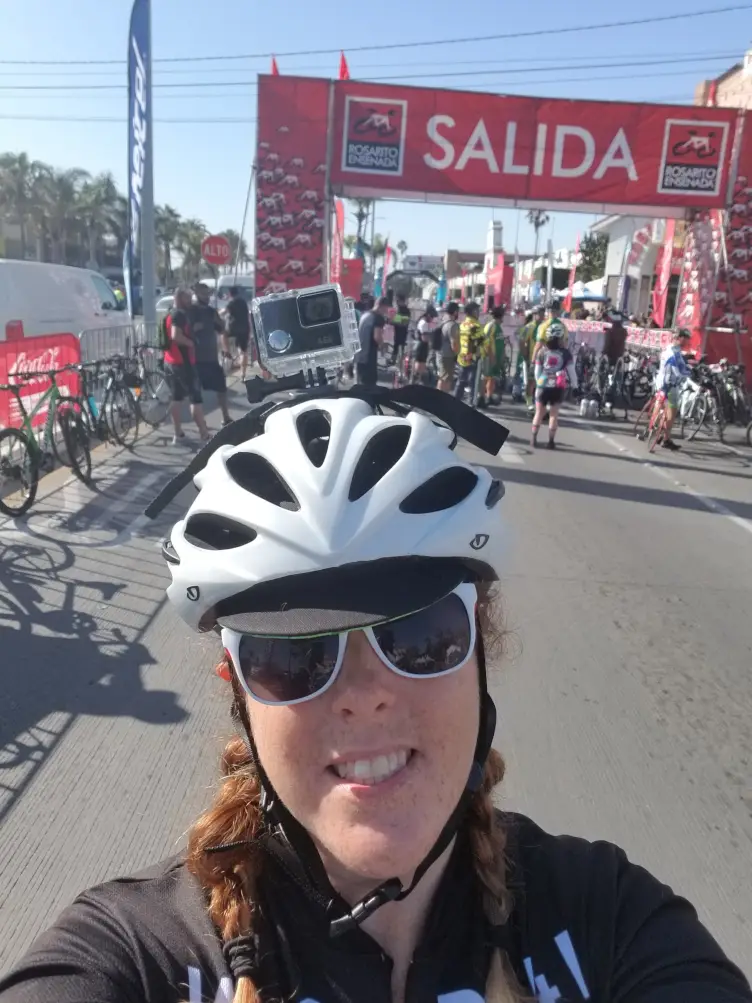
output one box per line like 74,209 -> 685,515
78,323 -> 164,410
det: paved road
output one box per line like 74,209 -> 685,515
1,383 -> 751,979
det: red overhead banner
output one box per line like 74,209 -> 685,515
330,81 -> 738,211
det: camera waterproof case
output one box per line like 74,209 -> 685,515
251,284 -> 360,378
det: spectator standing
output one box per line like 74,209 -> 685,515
438,301 -> 460,392
225,286 -> 252,382
190,283 -> 232,426
354,296 -> 388,387
163,287 -> 210,445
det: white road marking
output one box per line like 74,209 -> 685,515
593,429 -> 752,540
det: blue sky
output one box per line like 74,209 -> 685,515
1,0 -> 750,258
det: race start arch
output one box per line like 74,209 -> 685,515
254,75 -> 752,364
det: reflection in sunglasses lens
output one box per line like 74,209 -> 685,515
373,593 -> 471,675
238,635 -> 339,702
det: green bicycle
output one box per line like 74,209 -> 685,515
0,366 -> 91,517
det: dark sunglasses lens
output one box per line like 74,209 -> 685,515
371,592 -> 472,675
236,634 -> 340,703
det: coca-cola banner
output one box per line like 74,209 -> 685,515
0,334 -> 80,430
255,75 -> 329,294
329,81 -> 739,210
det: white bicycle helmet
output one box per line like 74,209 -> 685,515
163,395 -> 505,635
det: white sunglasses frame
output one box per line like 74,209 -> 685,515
221,582 -> 478,707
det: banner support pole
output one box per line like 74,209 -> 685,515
139,0 -> 157,327
323,80 -> 336,283
234,158 -> 256,285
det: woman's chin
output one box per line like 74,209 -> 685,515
317,821 -> 431,888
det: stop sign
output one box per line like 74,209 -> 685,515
201,234 -> 232,266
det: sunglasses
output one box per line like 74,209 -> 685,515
221,583 -> 477,706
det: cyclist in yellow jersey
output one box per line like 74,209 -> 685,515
534,300 -> 569,359
453,302 -> 485,405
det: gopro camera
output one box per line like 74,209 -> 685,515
251,284 -> 360,378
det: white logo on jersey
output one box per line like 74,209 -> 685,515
523,930 -> 590,1001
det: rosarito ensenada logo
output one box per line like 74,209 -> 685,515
342,96 -> 407,176
657,118 -> 729,197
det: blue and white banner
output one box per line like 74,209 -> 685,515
126,0 -> 150,317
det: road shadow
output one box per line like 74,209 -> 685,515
0,539 -> 188,827
487,461 -> 752,522
543,443 -> 752,482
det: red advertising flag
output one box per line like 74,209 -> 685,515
338,52 -> 350,81
331,198 -> 345,284
651,219 -> 675,328
384,242 -> 391,283
563,234 -> 579,313
271,56 -> 280,76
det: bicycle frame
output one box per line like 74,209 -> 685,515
7,375 -> 67,459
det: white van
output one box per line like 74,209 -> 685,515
0,260 -> 127,341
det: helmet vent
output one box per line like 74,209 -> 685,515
400,467 -> 478,514
184,513 -> 258,550
349,425 -> 411,502
296,409 -> 331,468
226,453 -> 300,511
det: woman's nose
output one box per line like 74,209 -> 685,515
329,631 -> 397,718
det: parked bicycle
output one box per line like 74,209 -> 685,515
0,367 -> 91,517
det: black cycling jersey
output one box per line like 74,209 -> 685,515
0,812 -> 749,1003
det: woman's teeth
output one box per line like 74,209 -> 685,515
334,750 -> 409,785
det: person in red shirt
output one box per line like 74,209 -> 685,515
164,288 -> 210,445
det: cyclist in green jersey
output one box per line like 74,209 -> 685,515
478,306 -> 507,408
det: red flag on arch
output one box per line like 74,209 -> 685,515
338,52 -> 350,80
271,56 -> 280,76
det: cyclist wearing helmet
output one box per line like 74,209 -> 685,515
533,300 -> 568,364
532,320 -> 578,449
0,388 -> 749,1003
651,328 -> 693,451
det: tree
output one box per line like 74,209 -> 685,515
78,172 -> 121,269
348,197 -> 372,255
42,168 -> 90,264
220,229 -> 251,273
396,239 -> 408,264
176,218 -> 208,282
526,208 -> 550,261
155,204 -> 182,283
0,152 -> 49,260
576,232 -> 608,283
343,234 -> 359,255
370,233 -> 386,273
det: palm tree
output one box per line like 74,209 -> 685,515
155,204 -> 181,283
220,228 -> 251,273
343,234 -> 359,256
78,172 -> 120,269
526,209 -> 550,262
396,239 -> 408,265
0,152 -> 49,260
40,168 -> 90,264
176,217 -> 207,282
349,198 -> 372,256
370,233 -> 386,274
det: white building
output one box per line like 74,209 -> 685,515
590,215 -> 660,317
446,220 -> 504,302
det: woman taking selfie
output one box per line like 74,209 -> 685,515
0,389 -> 749,1003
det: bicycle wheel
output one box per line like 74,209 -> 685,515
683,394 -> 707,441
708,396 -> 725,443
59,409 -> 92,484
647,406 -> 666,453
105,384 -> 140,447
0,427 -> 39,517
633,395 -> 655,441
136,369 -> 171,428
746,420 -> 752,448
